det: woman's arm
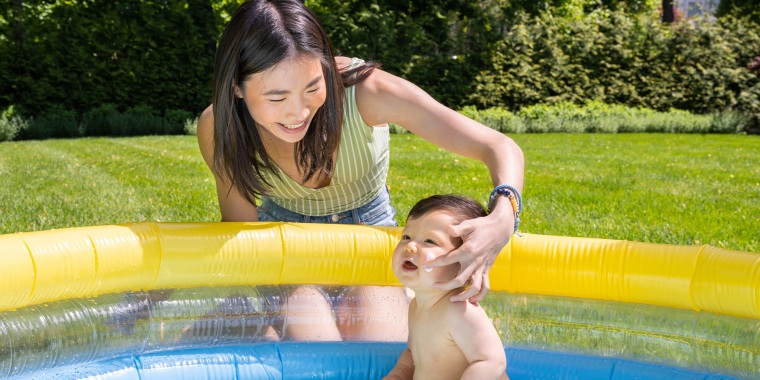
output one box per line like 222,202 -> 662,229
355,69 -> 525,302
197,105 -> 260,222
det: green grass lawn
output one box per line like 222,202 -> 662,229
0,133 -> 758,253
0,133 -> 758,378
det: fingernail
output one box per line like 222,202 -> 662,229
424,253 -> 435,272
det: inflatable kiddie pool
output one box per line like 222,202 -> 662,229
0,222 -> 758,379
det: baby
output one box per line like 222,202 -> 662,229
384,194 -> 509,380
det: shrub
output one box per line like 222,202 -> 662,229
109,105 -> 171,136
81,104 -> 120,137
709,111 -> 749,134
19,105 -> 79,140
518,102 -> 588,133
1,1 -> 214,120
184,117 -> 199,135
736,81 -> 760,134
13,104 -> 211,139
470,9 -> 760,116
460,101 -> 733,134
0,106 -> 29,142
165,109 -> 195,135
642,109 -> 709,133
580,101 -> 633,133
82,105 -> 193,136
460,106 -> 525,133
388,123 -> 410,134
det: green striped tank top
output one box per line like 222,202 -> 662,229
261,58 -> 390,216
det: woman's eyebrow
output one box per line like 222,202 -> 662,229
304,76 -> 322,88
263,76 -> 322,96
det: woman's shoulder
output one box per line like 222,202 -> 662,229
199,104 -> 213,123
198,106 -> 214,135
335,56 -> 353,68
197,105 -> 215,149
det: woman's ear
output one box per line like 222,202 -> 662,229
233,83 -> 243,98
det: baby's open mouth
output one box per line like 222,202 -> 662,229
403,259 -> 418,271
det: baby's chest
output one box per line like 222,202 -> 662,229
408,324 -> 467,374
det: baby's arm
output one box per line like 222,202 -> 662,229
449,303 -> 508,380
382,348 -> 414,380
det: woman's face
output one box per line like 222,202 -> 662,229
236,55 -> 327,144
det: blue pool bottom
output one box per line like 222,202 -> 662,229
24,342 -> 739,379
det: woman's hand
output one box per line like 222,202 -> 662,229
423,201 -> 515,303
354,67 -> 524,301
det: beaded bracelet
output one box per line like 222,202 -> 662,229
487,184 -> 522,235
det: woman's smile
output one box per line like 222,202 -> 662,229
281,121 -> 307,130
278,120 -> 309,134
237,55 -> 327,144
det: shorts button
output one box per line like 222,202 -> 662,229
331,214 -> 340,222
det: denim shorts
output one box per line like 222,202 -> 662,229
257,186 -> 398,226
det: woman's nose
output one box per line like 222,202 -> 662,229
287,97 -> 310,121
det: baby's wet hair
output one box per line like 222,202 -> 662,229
406,194 -> 487,225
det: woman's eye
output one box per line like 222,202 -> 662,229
307,88 -> 318,93
269,98 -> 285,103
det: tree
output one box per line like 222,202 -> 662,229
662,0 -> 674,22
0,0 -> 221,116
717,0 -> 760,24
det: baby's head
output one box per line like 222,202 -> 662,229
392,195 -> 487,290
406,194 -> 487,233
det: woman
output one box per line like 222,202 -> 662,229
197,0 -> 524,341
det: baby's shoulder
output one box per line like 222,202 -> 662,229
441,299 -> 489,324
433,298 -> 466,320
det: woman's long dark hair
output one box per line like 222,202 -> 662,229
211,0 -> 377,205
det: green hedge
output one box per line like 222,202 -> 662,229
457,101 -> 748,134
1,101 -> 747,142
470,9 -> 760,118
0,1 -> 217,118
3,2 -> 759,139
3,105 -> 194,141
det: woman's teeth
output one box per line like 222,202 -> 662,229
283,122 -> 303,129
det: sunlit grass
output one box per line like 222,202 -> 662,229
0,136 -> 218,232
391,133 -> 759,253
0,134 -> 758,253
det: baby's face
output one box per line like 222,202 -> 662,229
392,211 -> 461,290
